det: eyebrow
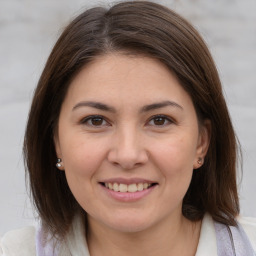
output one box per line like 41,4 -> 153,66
72,101 -> 116,112
140,100 -> 183,112
72,100 -> 183,112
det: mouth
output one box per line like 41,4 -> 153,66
100,182 -> 158,193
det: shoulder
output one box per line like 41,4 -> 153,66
0,226 -> 36,256
238,216 -> 256,251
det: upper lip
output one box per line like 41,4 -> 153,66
100,178 -> 158,185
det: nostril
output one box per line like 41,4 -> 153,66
107,144 -> 149,169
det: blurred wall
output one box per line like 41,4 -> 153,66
0,0 -> 256,235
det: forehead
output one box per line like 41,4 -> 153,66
63,53 -> 193,110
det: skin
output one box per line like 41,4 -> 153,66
55,53 -> 211,256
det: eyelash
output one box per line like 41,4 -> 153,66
80,114 -> 174,128
80,115 -> 110,127
147,114 -> 174,127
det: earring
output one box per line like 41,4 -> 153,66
197,157 -> 203,165
56,158 -> 62,168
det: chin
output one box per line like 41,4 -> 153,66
111,223 -> 151,233
106,215 -> 153,233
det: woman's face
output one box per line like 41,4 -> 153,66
55,54 -> 210,233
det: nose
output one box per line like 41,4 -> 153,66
107,127 -> 149,170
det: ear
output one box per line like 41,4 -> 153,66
54,130 -> 65,171
194,119 -> 211,169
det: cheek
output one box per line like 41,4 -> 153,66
150,135 -> 197,191
60,136 -> 108,182
60,140 -> 107,211
153,135 -> 197,169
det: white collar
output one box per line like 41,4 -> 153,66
196,213 -> 217,256
59,215 -> 90,256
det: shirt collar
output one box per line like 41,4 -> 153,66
196,213 -> 217,256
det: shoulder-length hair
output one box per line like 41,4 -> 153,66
24,0 -> 240,238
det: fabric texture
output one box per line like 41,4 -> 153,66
215,221 -> 256,256
0,226 -> 36,256
1,214 -> 256,256
35,225 -> 60,256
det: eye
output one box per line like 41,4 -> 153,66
81,115 -> 110,127
147,115 -> 173,126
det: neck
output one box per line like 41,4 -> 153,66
87,214 -> 201,256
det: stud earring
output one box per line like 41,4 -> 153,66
56,158 -> 62,168
197,157 -> 203,165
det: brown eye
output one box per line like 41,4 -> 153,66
148,115 -> 173,127
81,115 -> 109,127
91,117 -> 104,126
153,117 -> 166,125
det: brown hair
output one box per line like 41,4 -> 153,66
23,1 -> 240,238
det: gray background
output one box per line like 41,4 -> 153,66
0,0 -> 255,236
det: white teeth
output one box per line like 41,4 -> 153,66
143,183 -> 149,189
119,184 -> 128,192
128,184 -> 137,192
113,183 -> 119,192
104,182 -> 153,193
137,183 -> 144,191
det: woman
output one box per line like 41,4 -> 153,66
1,1 -> 255,255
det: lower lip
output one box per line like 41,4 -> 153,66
100,184 -> 156,202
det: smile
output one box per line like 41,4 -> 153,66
103,182 -> 155,193
99,180 -> 158,201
